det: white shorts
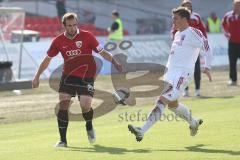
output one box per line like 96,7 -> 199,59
162,68 -> 193,101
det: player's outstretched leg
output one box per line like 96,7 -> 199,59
128,100 -> 165,142
168,103 -> 203,136
128,124 -> 144,142
189,119 -> 203,136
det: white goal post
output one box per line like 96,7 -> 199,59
0,7 -> 25,80
0,7 -> 32,90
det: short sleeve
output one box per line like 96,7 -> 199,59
88,32 -> 103,53
47,38 -> 59,57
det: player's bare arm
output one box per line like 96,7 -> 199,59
202,51 -> 212,82
201,37 -> 213,82
99,50 -> 123,72
203,67 -> 212,82
32,56 -> 52,88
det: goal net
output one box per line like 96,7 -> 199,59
0,7 -> 25,81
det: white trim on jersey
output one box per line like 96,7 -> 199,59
224,11 -> 233,26
190,27 -> 204,48
95,44 -> 104,53
46,55 -> 53,58
190,27 -> 213,69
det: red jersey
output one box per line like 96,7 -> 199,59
222,11 -> 240,44
172,12 -> 207,38
47,29 -> 103,78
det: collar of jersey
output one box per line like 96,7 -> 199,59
64,29 -> 80,39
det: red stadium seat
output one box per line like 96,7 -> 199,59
24,16 -> 125,38
29,17 -> 38,25
25,24 -> 32,30
52,17 -> 61,25
25,17 -> 31,25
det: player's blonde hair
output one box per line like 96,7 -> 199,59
62,12 -> 78,25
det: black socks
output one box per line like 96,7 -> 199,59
82,108 -> 93,131
57,109 -> 69,143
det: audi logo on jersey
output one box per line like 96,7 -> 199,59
66,49 -> 81,57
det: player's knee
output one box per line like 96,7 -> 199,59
79,95 -> 92,112
59,100 -> 71,110
81,104 -> 92,113
159,96 -> 172,105
168,100 -> 178,108
161,93 -> 179,103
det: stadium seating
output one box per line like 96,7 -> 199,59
24,16 -> 129,38
24,16 -> 61,37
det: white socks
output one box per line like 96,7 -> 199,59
168,103 -> 195,125
140,102 -> 196,135
141,101 -> 165,134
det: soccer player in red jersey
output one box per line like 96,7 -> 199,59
222,0 -> 240,86
32,12 -> 122,147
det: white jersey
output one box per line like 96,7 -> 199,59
167,27 -> 212,73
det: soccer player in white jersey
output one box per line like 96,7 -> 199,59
128,7 -> 213,142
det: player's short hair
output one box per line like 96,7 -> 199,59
172,7 -> 191,21
62,12 -> 78,25
112,10 -> 119,17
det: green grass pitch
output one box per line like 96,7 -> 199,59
1,95 -> 240,160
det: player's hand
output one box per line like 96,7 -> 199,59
114,62 -> 123,73
224,32 -> 231,40
203,68 -> 212,82
112,58 -> 123,72
32,76 -> 40,88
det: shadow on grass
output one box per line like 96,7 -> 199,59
65,144 -> 240,156
67,144 -> 151,154
183,95 -> 235,99
157,144 -> 240,156
198,96 -> 235,99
